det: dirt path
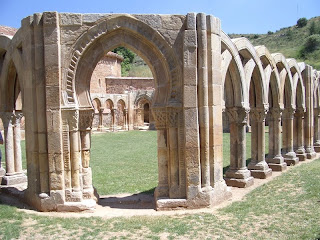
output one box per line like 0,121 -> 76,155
1,158 -> 317,219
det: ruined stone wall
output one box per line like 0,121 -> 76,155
105,77 -> 154,94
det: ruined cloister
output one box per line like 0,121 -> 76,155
0,12 -> 320,212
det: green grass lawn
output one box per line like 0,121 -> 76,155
1,130 -> 319,239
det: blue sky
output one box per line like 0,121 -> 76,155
1,0 -> 319,33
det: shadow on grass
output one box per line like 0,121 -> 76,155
98,187 -> 156,210
0,187 -> 35,211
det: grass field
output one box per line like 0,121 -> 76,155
1,131 -> 319,239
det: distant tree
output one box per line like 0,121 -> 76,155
297,17 -> 308,28
253,34 -> 259,39
267,31 -> 273,35
299,34 -> 320,57
309,21 -> 316,35
112,47 -> 136,76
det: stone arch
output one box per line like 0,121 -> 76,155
92,98 -> 102,129
134,94 -> 153,128
232,38 -> 267,108
287,59 -> 305,109
116,98 -> 126,130
272,53 -> 298,165
105,99 -> 115,130
64,15 -> 182,108
232,38 -> 271,179
221,32 -> 248,108
255,46 -> 286,171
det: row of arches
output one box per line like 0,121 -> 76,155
0,12 -> 319,212
221,33 -> 320,187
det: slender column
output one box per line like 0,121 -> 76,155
98,108 -> 104,131
79,109 -> 95,200
266,108 -> 287,171
197,13 -> 210,190
111,108 -> 117,132
282,108 -> 299,165
124,109 -> 129,131
167,109 -> 180,198
303,65 -> 317,159
248,108 -> 272,178
69,112 -> 81,193
13,113 -> 23,173
152,108 -> 169,198
3,113 -> 15,175
225,107 -> 254,188
314,108 -> 320,152
294,108 -> 307,161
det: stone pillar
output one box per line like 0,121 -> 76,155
1,112 -> 27,185
13,113 -> 23,174
152,108 -> 169,198
282,108 -> 299,165
124,109 -> 129,131
3,113 -> 15,176
294,108 -> 307,161
197,12 -> 210,190
97,108 -> 104,131
79,109 -> 95,200
248,108 -> 272,178
111,108 -> 117,132
225,107 -> 254,188
68,111 -> 82,201
314,108 -> 320,152
167,109 -> 180,197
266,108 -> 287,171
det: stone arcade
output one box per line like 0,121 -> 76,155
0,12 -> 319,212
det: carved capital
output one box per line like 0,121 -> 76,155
282,107 -> 295,120
152,107 -> 167,130
226,107 -> 249,125
250,108 -> 268,122
167,108 -> 180,128
268,108 -> 283,121
13,112 -> 24,126
79,109 -> 95,131
294,108 -> 305,118
68,110 -> 79,131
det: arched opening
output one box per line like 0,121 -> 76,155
144,103 -> 150,123
1,61 -> 27,186
68,19 -> 179,206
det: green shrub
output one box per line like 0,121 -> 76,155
299,34 -> 320,57
112,47 -> 136,76
297,17 -> 308,28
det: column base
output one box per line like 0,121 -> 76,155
284,152 -> 299,166
250,168 -> 272,179
314,145 -> 320,153
156,181 -> 231,210
1,173 -> 27,186
305,151 -> 317,160
296,153 -> 307,162
225,169 -> 254,188
224,177 -> 254,188
268,162 -> 287,171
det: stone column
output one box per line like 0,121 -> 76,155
152,108 -> 169,198
248,108 -> 272,178
225,107 -> 254,188
68,111 -> 82,201
124,109 -> 129,131
98,108 -> 104,131
314,108 -> 320,152
282,107 -> 299,165
3,113 -> 15,176
1,112 -> 27,186
294,108 -> 307,161
79,109 -> 95,200
266,108 -> 287,171
13,113 -> 23,174
303,65 -> 317,159
111,108 -> 117,132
